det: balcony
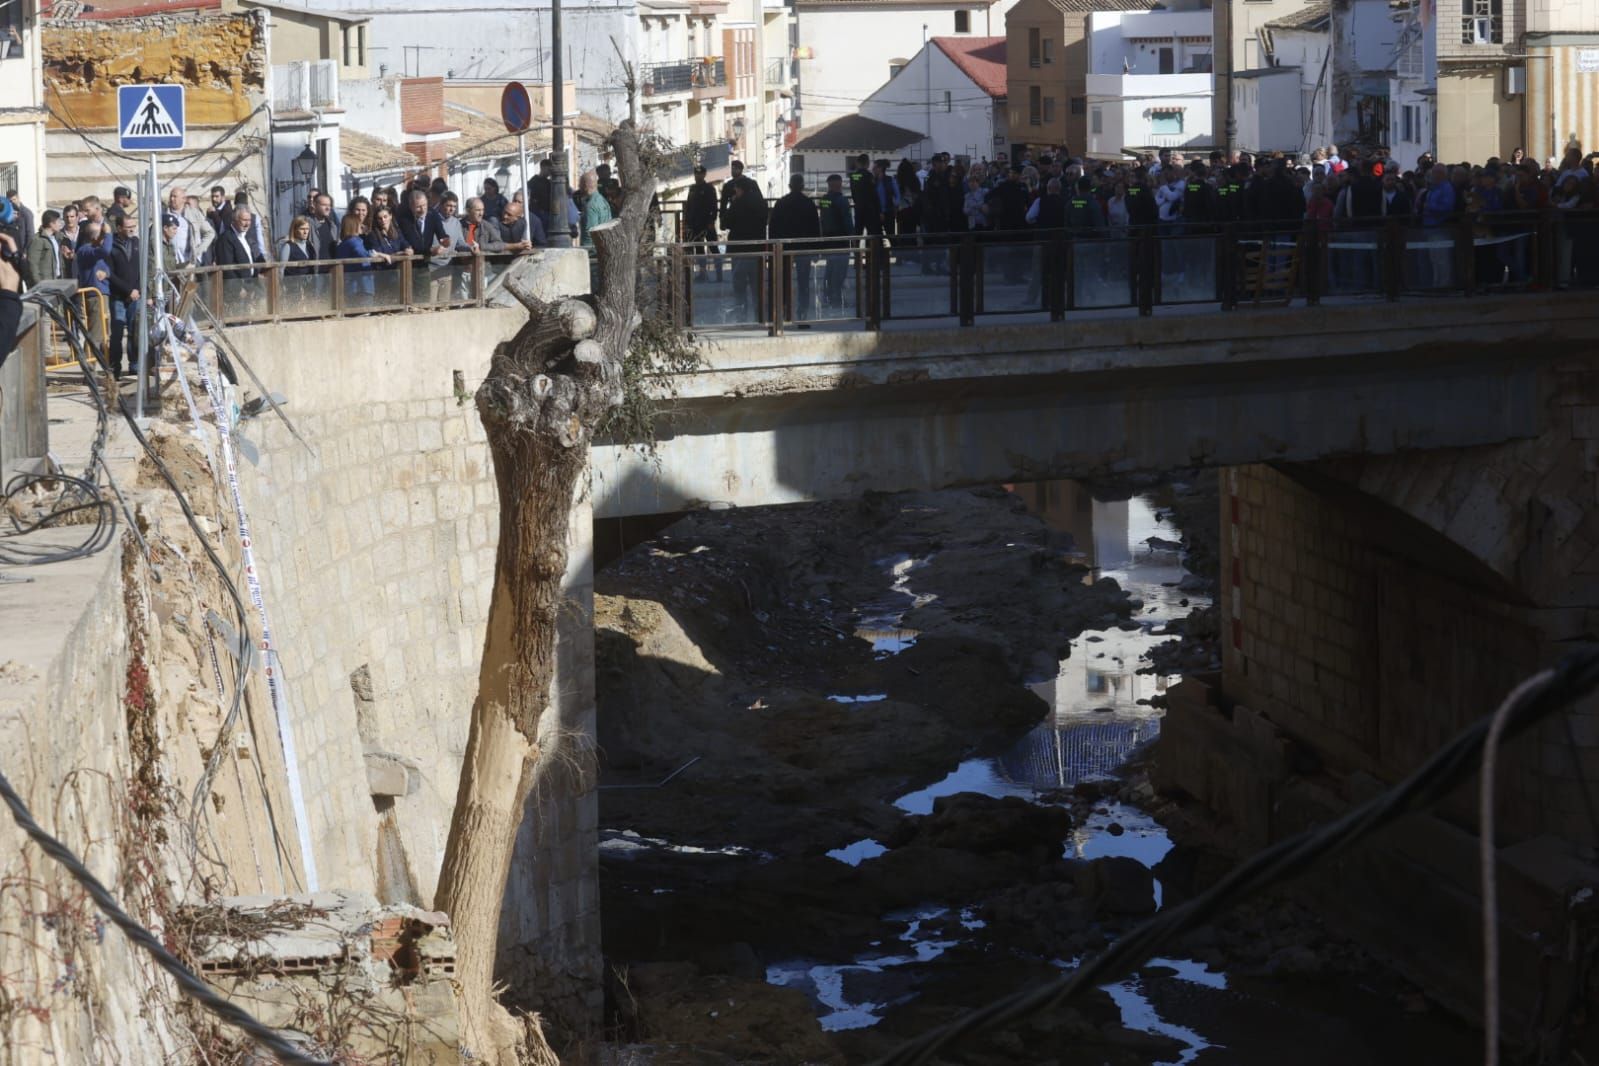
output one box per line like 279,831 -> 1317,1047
765,57 -> 792,88
642,58 -> 727,100
272,60 -> 339,113
660,140 -> 732,179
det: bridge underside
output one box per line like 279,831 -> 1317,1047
594,350 -> 1541,518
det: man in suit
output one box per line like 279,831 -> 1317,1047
106,214 -> 142,377
212,206 -> 268,314
396,188 -> 447,302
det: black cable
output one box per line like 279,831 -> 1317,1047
0,765 -> 329,1065
873,649 -> 1599,1065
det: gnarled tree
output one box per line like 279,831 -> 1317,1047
435,122 -> 656,1060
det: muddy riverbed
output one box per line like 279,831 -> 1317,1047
592,482 -> 1477,1065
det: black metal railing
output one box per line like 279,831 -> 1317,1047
643,58 -> 726,95
642,210 -> 1599,335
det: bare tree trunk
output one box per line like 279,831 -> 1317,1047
436,124 -> 655,1061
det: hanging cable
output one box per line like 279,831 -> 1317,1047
873,650 -> 1599,1066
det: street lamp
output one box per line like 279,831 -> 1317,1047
293,143 -> 320,184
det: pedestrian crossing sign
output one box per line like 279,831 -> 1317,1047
118,84 -> 186,151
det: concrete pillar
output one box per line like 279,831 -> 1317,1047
494,467 -> 602,1035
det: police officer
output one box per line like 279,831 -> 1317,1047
847,153 -> 880,236
1182,161 -> 1217,227
817,174 -> 854,308
769,174 -> 821,321
1065,176 -> 1104,236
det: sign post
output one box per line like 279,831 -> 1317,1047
117,83 -> 186,420
501,81 -> 533,226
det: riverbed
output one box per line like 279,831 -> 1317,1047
593,482 -> 1478,1065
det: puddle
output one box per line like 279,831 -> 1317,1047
827,838 -> 889,866
827,693 -> 888,705
853,553 -> 935,658
599,829 -> 763,858
1050,955 -> 1227,1066
893,758 -> 1037,815
766,907 -> 959,1031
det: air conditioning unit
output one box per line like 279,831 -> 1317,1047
1471,17 -> 1493,44
1506,65 -> 1526,93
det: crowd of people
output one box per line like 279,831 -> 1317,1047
0,162 -> 644,375
670,142 -> 1599,314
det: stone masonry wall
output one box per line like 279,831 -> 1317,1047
224,249 -> 601,1029
1219,463 -> 1557,842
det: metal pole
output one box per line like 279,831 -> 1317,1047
135,152 -> 155,419
550,0 -> 570,244
518,131 -> 529,215
923,23 -> 930,153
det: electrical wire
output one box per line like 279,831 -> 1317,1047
872,649 -> 1599,1066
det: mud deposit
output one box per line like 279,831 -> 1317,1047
595,484 -> 1477,1065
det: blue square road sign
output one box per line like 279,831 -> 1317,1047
118,84 -> 186,151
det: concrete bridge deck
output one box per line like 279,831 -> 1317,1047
592,290 -> 1591,518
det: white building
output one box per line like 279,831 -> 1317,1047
308,0 -> 795,198
794,0 -> 1018,130
1083,9 -> 1214,157
855,35 -> 1007,161
1230,2 -> 1332,157
0,0 -> 45,220
1388,0 -> 1435,168
269,60 -> 347,229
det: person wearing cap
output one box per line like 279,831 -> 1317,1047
768,173 -> 820,321
5,189 -> 34,252
816,174 -> 854,308
848,154 -> 881,236
106,185 -> 135,227
683,164 -> 722,281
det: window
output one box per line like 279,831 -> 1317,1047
889,61 -> 906,78
1090,107 -> 1102,134
955,9 -> 971,32
1028,27 -> 1041,67
1043,96 -> 1056,123
1043,38 -> 1054,64
0,0 -> 22,60
1184,50 -> 1212,73
1158,47 -> 1175,74
1401,104 -> 1416,142
1071,96 -> 1085,115
1462,0 -> 1502,43
944,90 -> 953,111
1029,85 -> 1042,125
1150,109 -> 1183,135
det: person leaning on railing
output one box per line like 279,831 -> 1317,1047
336,212 -> 394,307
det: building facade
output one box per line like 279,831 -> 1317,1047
1083,8 -> 1214,157
1005,0 -> 1147,157
855,35 -> 1008,160
0,0 -> 45,221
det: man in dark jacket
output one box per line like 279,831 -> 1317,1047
528,159 -> 554,235
817,174 -> 854,308
724,181 -> 770,317
848,154 -> 880,235
397,189 -> 449,302
768,174 -> 820,320
106,214 -> 143,377
683,165 -> 722,280
985,165 -> 1030,282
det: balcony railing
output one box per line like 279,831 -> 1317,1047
659,140 -> 733,180
642,58 -> 726,96
272,59 -> 339,112
765,58 -> 791,87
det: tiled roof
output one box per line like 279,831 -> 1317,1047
1027,0 -> 1156,13
1265,1 -> 1329,31
932,36 -> 1005,98
792,113 -> 923,152
340,128 -> 417,174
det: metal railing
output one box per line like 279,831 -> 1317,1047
642,58 -> 726,95
163,250 -> 534,325
643,210 -> 1599,335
